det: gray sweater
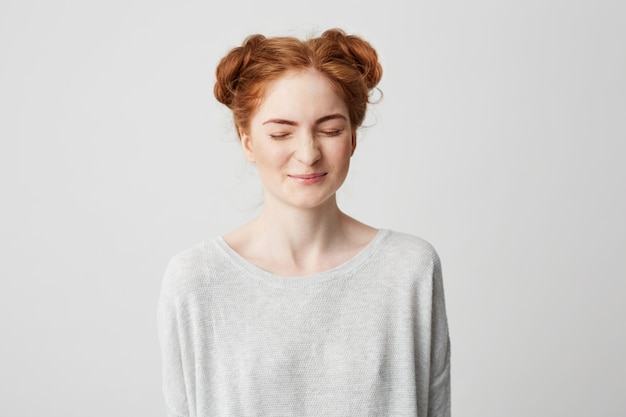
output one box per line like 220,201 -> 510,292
158,229 -> 451,417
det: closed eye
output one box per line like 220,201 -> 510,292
319,129 -> 344,137
269,133 -> 291,140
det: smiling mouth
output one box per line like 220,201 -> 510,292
289,173 -> 327,179
288,172 -> 328,184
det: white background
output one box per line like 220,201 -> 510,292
1,0 -> 624,415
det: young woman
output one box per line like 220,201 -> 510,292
158,29 -> 451,417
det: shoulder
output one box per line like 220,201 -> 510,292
381,230 -> 441,265
159,239 -> 227,302
374,230 -> 443,283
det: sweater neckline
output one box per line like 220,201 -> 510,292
213,229 -> 390,287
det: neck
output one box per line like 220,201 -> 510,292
223,193 -> 378,276
254,194 -> 346,253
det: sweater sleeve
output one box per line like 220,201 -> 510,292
427,251 -> 451,417
157,260 -> 191,417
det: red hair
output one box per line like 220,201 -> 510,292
214,29 -> 383,138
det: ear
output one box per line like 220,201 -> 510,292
350,131 -> 357,156
240,129 -> 256,163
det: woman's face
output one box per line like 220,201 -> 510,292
241,68 -> 355,211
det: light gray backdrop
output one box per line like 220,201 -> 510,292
1,0 -> 624,416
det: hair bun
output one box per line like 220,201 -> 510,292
214,34 -> 267,108
321,28 -> 382,90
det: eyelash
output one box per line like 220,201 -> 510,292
269,130 -> 344,140
320,129 -> 343,137
269,133 -> 291,139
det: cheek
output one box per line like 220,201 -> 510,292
333,143 -> 354,164
254,147 -> 289,171
324,146 -> 352,178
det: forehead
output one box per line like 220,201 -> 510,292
252,69 -> 349,123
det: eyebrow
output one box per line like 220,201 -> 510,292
262,113 -> 347,126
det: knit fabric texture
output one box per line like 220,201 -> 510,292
157,229 -> 451,417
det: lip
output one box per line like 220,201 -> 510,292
289,173 -> 327,179
288,172 -> 327,184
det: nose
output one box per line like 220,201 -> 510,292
293,132 -> 321,165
